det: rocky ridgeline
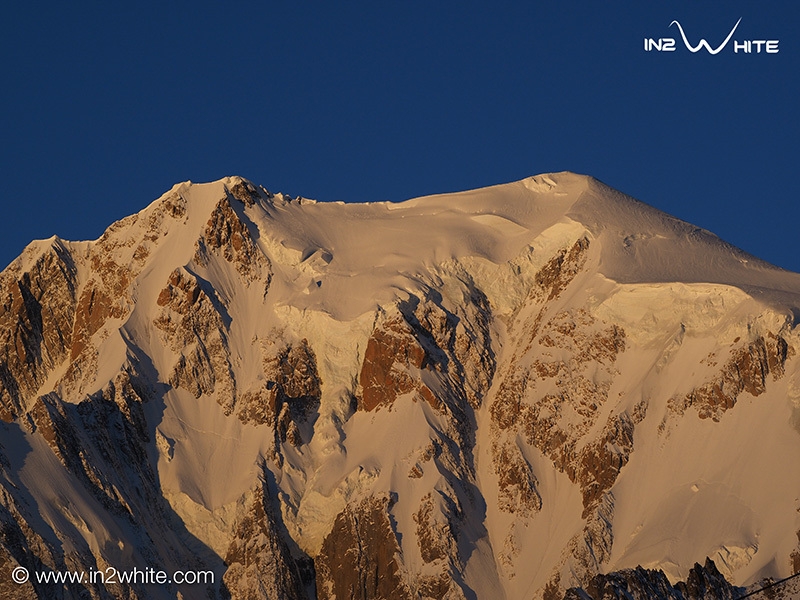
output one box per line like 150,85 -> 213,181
0,240 -> 77,422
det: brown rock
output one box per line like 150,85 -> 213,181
413,494 -> 454,564
227,180 -> 260,207
676,335 -> 790,421
417,573 -> 452,600
25,376 -> 150,518
154,267 -> 236,411
70,282 -> 112,360
223,479 -> 308,600
534,237 -> 590,302
493,440 -> 542,516
197,197 -> 271,285
316,495 -> 412,600
359,315 -> 427,412
239,340 -> 321,450
491,292 -> 631,518
577,414 -> 635,517
0,241 -> 77,421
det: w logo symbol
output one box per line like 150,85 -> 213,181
669,18 -> 742,54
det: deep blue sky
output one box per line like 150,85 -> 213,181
1,2 -> 797,272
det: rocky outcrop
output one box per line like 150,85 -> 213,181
411,493 -> 462,599
491,304 -> 630,517
352,286 -> 497,597
672,334 -> 790,421
489,240 -> 624,521
408,283 -> 495,412
153,194 -> 275,415
535,237 -> 590,303
414,494 -> 453,565
359,282 -> 495,417
195,196 -> 271,286
1,183 -> 207,420
577,412 -> 638,516
24,367 -> 151,517
0,481 -> 84,599
2,403 -> 153,600
566,493 -> 616,588
563,558 -> 742,600
487,238 -> 644,591
315,495 -> 412,600
359,313 -> 430,412
227,179 -> 264,207
563,566 -> 683,600
492,439 -> 542,516
70,280 -> 113,361
0,240 -> 77,421
238,339 -> 321,449
222,478 -> 309,600
359,286 -> 496,494
155,267 -> 236,411
676,558 -> 742,600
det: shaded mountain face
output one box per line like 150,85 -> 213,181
0,172 -> 799,599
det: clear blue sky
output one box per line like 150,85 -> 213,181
1,1 -> 797,272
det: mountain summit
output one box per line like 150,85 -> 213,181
1,173 -> 799,599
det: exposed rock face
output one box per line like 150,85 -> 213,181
676,558 -> 742,600
238,339 -> 322,450
672,334 -> 790,420
227,179 -> 263,207
0,477 -> 86,599
26,391 -> 135,516
155,266 -> 236,411
577,412 -> 637,515
562,558 -> 736,600
360,313 -> 429,412
196,196 -> 271,286
414,494 -> 452,565
493,439 -> 542,516
0,241 -> 77,421
316,495 -> 411,600
222,478 -> 308,600
71,281 -> 113,361
359,283 -> 495,416
571,493 -> 615,581
497,310 -> 630,515
23,365 -> 163,523
351,284 -> 497,597
563,567 -> 680,600
563,558 -> 741,600
1,366 -> 184,599
536,237 -> 591,303
490,238 -> 631,542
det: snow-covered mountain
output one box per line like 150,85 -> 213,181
1,172 -> 799,599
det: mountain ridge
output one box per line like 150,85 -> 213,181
0,173 -> 798,599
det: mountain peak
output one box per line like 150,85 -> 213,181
1,174 -> 799,599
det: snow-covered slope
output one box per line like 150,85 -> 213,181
0,172 -> 799,599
